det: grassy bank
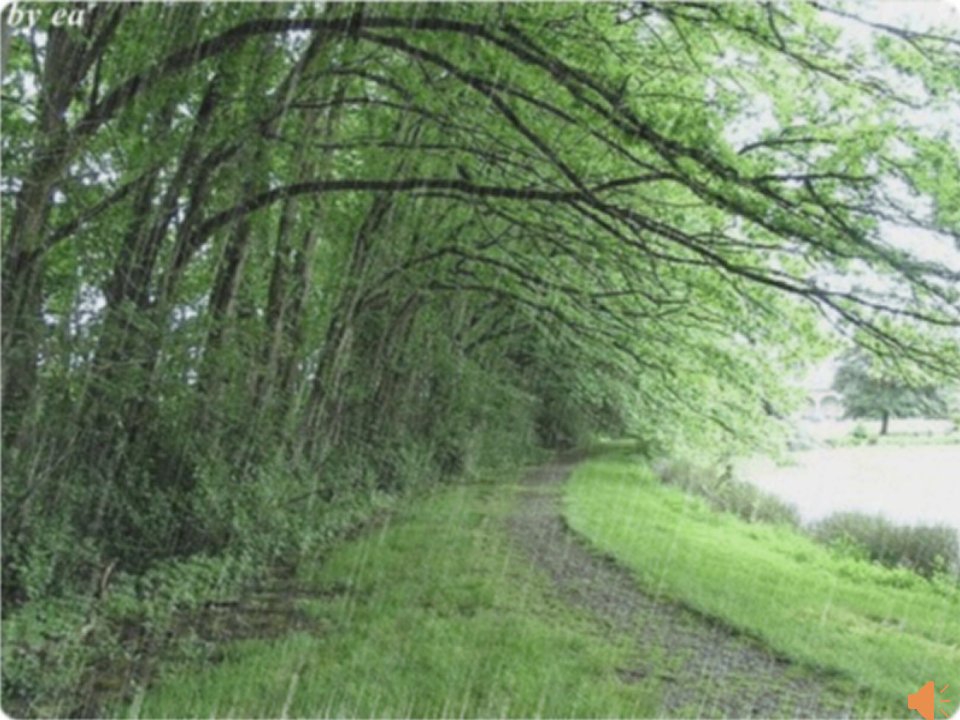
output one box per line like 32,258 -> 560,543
564,455 -> 960,716
129,477 -> 658,718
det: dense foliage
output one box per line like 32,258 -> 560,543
2,2 -> 959,714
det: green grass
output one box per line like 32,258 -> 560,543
129,479 -> 659,718
565,455 -> 960,715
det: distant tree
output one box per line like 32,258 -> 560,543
833,350 -> 950,435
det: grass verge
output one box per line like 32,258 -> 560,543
128,477 -> 659,718
564,454 -> 960,716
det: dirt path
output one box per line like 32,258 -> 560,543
506,462 -> 852,718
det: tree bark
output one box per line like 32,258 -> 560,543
3,10 -> 127,441
2,27 -> 88,441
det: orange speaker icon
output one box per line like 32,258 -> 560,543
909,681 -> 953,720
910,682 -> 936,720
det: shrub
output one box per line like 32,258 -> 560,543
851,423 -> 870,443
654,459 -> 800,527
813,512 -> 960,578
0,552 -> 255,718
716,480 -> 802,526
2,416 -> 541,717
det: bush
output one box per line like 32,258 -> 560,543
2,411 -> 542,717
851,423 -> 870,443
0,552 -> 255,718
813,512 -> 960,578
654,459 -> 800,527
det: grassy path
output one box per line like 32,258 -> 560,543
129,475 -> 658,718
510,462 -> 849,718
565,454 -> 960,718
132,459 -> 863,718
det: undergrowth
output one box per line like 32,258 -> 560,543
126,482 -> 659,718
2,423 -> 543,718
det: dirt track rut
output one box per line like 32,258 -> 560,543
506,461 -> 852,718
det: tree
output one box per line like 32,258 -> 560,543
5,3 -> 960,711
2,0 -> 960,653
833,349 -> 951,434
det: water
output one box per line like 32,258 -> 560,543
738,444 -> 960,534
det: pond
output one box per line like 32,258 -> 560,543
738,443 -> 960,534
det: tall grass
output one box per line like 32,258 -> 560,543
654,458 -> 800,527
813,512 -> 959,578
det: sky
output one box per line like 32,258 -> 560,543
869,0 -> 959,28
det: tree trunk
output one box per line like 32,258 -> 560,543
2,14 -> 124,438
1,34 -> 74,437
257,108 -> 321,415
